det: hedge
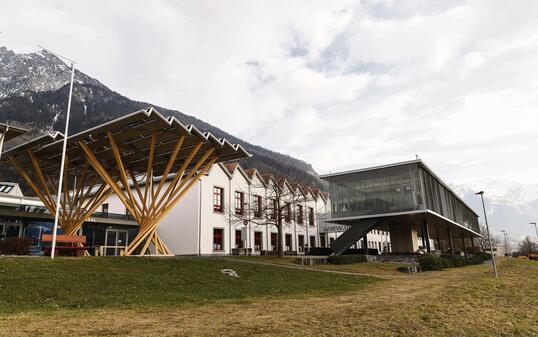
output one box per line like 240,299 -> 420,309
327,254 -> 367,265
0,237 -> 32,255
418,254 -> 444,271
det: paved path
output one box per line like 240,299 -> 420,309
221,257 -> 393,279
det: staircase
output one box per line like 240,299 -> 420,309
330,218 -> 383,256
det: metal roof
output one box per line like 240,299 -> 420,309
0,123 -> 29,141
2,107 -> 250,181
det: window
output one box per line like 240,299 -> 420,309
213,187 -> 224,212
235,229 -> 243,248
234,191 -> 244,215
309,235 -> 316,248
285,234 -> 292,251
253,195 -> 262,218
271,233 -> 277,251
102,203 -> 109,214
308,207 -> 315,227
0,184 -> 13,193
298,235 -> 305,252
254,231 -> 262,251
270,199 -> 277,220
297,204 -> 304,224
320,234 -> 326,248
213,228 -> 224,251
284,203 -> 291,222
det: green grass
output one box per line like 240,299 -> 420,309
0,256 -> 377,314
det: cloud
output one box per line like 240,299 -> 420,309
1,0 -> 537,185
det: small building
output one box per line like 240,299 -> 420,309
321,160 -> 481,255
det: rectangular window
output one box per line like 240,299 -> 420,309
320,234 -> 326,248
235,229 -> 243,248
213,228 -> 224,251
102,203 -> 109,214
297,204 -> 304,224
254,231 -> 262,251
270,199 -> 277,220
271,233 -> 277,251
309,235 -> 316,248
285,234 -> 292,251
234,191 -> 244,215
308,207 -> 315,227
285,203 -> 291,222
298,235 -> 305,252
213,187 -> 224,212
253,195 -> 262,218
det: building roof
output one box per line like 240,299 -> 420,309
0,123 -> 29,141
2,107 -> 250,184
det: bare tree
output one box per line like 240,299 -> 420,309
476,225 -> 500,251
517,236 -> 537,255
225,175 -> 315,257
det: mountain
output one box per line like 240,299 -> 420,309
0,46 -> 322,188
451,179 -> 538,243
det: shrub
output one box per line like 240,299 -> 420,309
465,255 -> 484,265
0,237 -> 32,255
327,254 -> 367,265
418,254 -> 444,271
476,252 -> 492,261
440,257 -> 454,269
441,254 -> 465,267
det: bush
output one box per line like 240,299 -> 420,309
441,254 -> 465,267
0,237 -> 32,255
327,254 -> 367,265
440,257 -> 454,269
418,254 -> 444,271
465,255 -> 484,265
476,252 -> 492,261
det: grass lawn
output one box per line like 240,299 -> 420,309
0,256 -> 376,314
1,256 -> 537,337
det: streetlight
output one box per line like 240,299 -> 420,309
38,45 -> 76,259
530,222 -> 538,242
475,191 -> 498,277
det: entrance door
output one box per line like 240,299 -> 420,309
104,229 -> 129,256
0,222 -> 23,240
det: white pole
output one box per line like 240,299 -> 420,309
51,61 -> 75,259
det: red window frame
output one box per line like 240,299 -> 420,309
308,207 -> 315,227
253,195 -> 262,218
213,228 -> 224,251
297,204 -> 304,224
234,191 -> 244,215
213,187 -> 224,212
235,229 -> 243,249
254,231 -> 262,251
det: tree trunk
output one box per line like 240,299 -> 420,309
277,218 -> 284,258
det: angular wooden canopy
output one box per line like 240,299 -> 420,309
0,123 -> 29,142
3,107 -> 250,255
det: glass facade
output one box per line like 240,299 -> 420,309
328,163 -> 423,218
326,162 -> 479,233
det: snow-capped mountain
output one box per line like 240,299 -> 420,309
0,46 -> 322,188
451,179 -> 538,241
0,47 -> 102,99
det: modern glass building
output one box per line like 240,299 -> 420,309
321,160 -> 480,254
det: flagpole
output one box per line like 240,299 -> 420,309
50,60 -> 75,259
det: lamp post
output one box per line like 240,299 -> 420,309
475,191 -> 498,277
38,46 -> 76,259
500,230 -> 509,257
530,222 -> 538,242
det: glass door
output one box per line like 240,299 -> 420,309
104,229 -> 129,256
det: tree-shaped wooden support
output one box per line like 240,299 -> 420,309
8,151 -> 113,237
79,131 -> 219,256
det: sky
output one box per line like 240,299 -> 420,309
1,0 -> 538,186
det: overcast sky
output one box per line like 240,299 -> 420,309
1,0 -> 538,185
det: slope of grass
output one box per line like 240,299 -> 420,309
0,256 -> 376,314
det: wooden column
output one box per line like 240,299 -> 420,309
447,227 -> 454,254
79,132 -> 219,256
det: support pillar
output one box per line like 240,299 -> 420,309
471,236 -> 475,253
447,228 -> 454,254
461,233 -> 467,257
422,220 -> 431,253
